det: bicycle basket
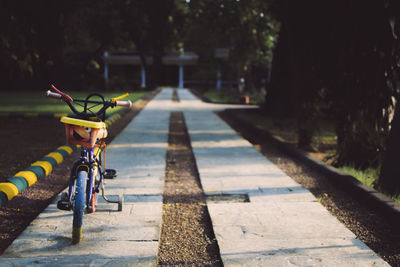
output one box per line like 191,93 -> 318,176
61,117 -> 107,148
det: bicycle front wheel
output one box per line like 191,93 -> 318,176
72,170 -> 87,244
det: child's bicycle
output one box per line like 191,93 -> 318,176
46,84 -> 132,244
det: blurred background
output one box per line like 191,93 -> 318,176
0,0 -> 279,91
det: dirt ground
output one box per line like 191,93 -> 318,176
0,117 -> 65,180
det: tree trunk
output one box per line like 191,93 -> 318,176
264,22 -> 295,116
377,104 -> 400,195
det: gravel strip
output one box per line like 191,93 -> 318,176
157,112 -> 222,266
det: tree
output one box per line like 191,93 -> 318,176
324,0 -> 395,169
0,0 -> 76,90
267,0 -> 398,160
375,0 -> 400,195
266,0 -> 325,150
118,0 -> 188,89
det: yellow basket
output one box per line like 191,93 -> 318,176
60,117 -> 108,148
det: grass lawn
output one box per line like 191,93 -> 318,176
203,89 -> 266,105
338,166 -> 379,188
0,90 -> 148,116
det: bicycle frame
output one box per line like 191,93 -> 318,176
67,146 -> 104,212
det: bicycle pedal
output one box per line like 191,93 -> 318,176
104,169 -> 117,179
57,200 -> 72,211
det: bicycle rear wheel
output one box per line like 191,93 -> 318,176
72,171 -> 87,244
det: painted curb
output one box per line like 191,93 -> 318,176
0,107 -> 131,209
0,144 -> 75,208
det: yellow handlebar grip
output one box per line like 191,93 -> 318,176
112,93 -> 129,102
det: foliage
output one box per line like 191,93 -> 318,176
0,0 -> 279,92
0,0 -> 189,91
120,0 -> 189,88
0,0 -> 74,90
0,0 -> 125,91
184,0 -> 279,90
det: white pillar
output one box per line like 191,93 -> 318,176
216,70 -> 222,90
179,65 -> 184,88
141,66 -> 146,88
104,51 -> 109,84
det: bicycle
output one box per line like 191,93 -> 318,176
46,84 -> 132,244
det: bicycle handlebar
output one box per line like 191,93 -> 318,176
46,90 -> 62,99
115,100 -> 132,108
51,84 -> 73,102
45,84 -> 133,120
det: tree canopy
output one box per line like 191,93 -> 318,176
0,0 -> 279,91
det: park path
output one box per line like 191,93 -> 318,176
0,88 -> 389,266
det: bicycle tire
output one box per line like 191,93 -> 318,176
72,170 -> 87,244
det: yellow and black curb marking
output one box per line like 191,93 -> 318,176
0,108 -> 130,209
0,145 -> 74,208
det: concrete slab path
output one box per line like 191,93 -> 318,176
0,88 -> 390,266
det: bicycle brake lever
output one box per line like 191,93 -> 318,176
51,84 -> 73,102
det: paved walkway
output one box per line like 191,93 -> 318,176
0,88 -> 389,266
